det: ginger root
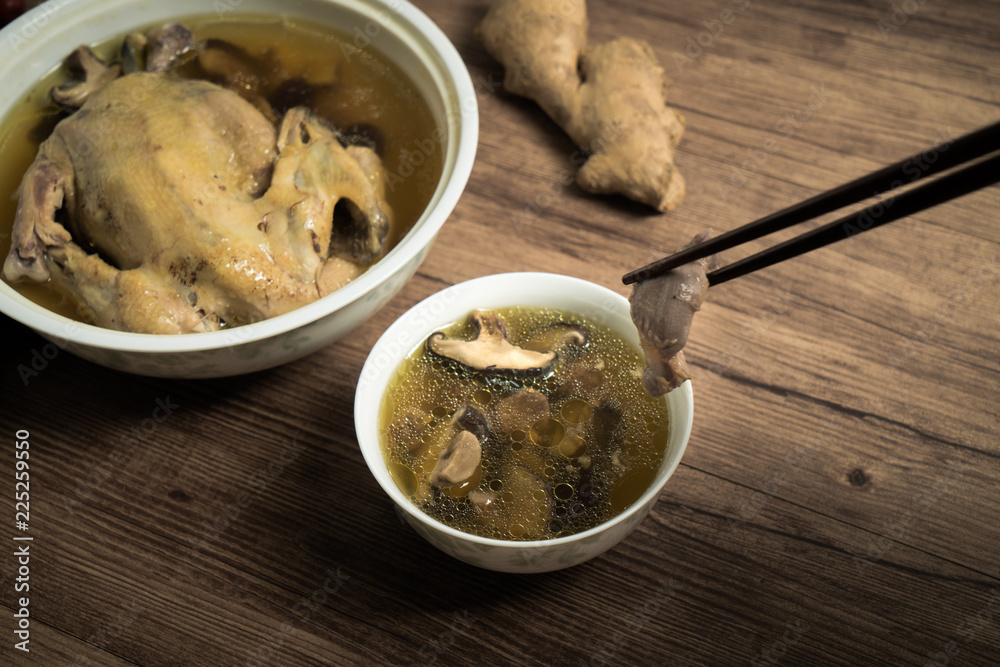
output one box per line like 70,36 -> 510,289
476,0 -> 685,212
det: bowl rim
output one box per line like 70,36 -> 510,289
355,271 -> 694,551
0,0 -> 479,352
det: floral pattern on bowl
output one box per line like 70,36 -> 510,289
0,0 -> 476,378
355,272 -> 694,573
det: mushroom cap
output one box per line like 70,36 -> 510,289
427,310 -> 556,374
429,430 -> 482,487
51,46 -> 122,109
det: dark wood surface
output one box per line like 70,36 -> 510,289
2,0 -> 999,665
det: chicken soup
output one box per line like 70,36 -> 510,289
380,307 -> 671,541
0,16 -> 442,332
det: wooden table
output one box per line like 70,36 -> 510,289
2,0 -> 998,664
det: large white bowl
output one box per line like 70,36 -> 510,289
0,0 -> 477,377
355,273 -> 694,573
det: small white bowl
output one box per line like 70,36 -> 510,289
0,0 -> 477,377
355,273 -> 693,573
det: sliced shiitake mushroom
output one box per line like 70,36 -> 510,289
495,388 -> 549,434
192,38 -> 279,123
468,463 -> 552,539
589,398 -> 624,455
51,46 -> 121,109
342,122 -> 385,154
197,38 -> 265,89
551,358 -> 606,404
387,408 -> 430,452
119,32 -> 148,74
413,403 -> 491,501
427,311 -> 556,375
523,322 -> 588,355
502,465 -> 552,539
269,77 -> 316,115
469,489 -> 505,534
451,403 -> 491,442
429,430 -> 482,487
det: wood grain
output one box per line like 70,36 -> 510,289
1,0 -> 999,665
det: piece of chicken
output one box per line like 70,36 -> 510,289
629,231 -> 715,396
3,29 -> 390,334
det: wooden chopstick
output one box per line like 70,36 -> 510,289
622,120 -> 1000,287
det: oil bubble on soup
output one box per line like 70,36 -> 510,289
381,307 -> 671,541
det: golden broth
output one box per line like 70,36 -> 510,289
0,16 -> 443,322
380,307 -> 671,541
